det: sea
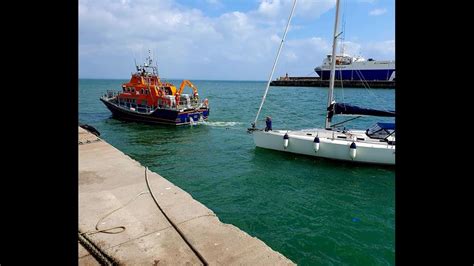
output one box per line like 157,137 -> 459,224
79,79 -> 395,265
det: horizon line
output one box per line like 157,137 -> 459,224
79,77 -> 268,82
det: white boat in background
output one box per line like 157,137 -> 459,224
248,0 -> 395,165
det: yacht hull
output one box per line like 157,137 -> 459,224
253,130 -> 395,165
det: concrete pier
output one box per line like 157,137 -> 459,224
79,127 -> 295,265
270,77 -> 395,88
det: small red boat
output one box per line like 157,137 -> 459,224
100,51 -> 209,125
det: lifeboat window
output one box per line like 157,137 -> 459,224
131,88 -> 135,93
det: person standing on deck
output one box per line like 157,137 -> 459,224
265,116 -> 272,131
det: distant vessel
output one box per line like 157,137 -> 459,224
314,54 -> 395,81
100,51 -> 210,125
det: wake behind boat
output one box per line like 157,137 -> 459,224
100,51 -> 210,125
249,0 -> 395,165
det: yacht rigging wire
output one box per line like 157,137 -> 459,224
252,0 -> 297,128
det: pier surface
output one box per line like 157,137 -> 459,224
79,127 -> 294,265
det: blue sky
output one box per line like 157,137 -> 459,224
79,0 -> 394,80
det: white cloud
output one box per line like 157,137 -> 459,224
258,0 -> 282,17
362,40 -> 395,59
275,37 -> 331,77
296,0 -> 336,18
369,8 -> 387,16
336,41 -> 361,56
79,0 -> 392,80
283,51 -> 298,61
257,0 -> 335,19
80,0 -> 306,79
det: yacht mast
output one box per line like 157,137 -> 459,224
252,0 -> 297,128
325,0 -> 341,129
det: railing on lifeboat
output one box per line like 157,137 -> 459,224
175,98 -> 209,110
104,90 -> 119,99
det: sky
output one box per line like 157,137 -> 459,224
79,0 -> 395,80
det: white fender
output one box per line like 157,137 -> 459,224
283,133 -> 289,149
313,137 -> 320,152
349,142 -> 357,159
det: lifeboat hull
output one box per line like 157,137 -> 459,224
100,98 -> 209,125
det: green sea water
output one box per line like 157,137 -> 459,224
79,79 -> 395,265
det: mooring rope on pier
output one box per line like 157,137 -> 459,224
78,231 -> 117,265
145,167 -> 209,266
79,166 -> 211,265
81,191 -> 150,235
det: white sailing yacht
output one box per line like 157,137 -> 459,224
248,0 -> 395,165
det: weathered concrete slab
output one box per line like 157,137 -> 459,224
79,127 -> 295,265
78,254 -> 101,266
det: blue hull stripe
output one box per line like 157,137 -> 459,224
315,69 -> 395,81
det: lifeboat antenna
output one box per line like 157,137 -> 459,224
146,49 -> 153,66
152,49 -> 159,77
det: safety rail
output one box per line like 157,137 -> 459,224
176,100 -> 207,110
103,90 -> 120,99
103,90 -> 209,112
